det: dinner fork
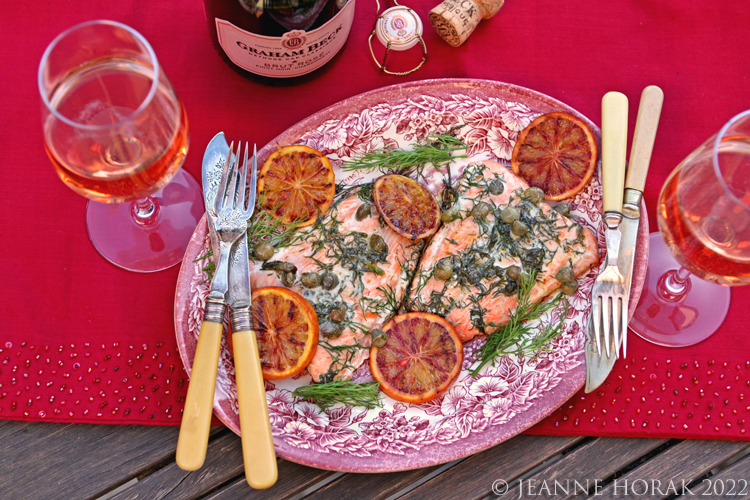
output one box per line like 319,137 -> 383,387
592,92 -> 629,359
176,141 -> 253,471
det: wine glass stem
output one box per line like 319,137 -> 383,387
132,196 -> 159,226
660,266 -> 691,300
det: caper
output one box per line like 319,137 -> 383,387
488,178 -> 505,196
554,266 -> 575,283
561,280 -> 579,295
356,203 -> 371,221
281,271 -> 296,287
500,206 -> 520,224
555,203 -> 571,216
512,220 -> 529,236
471,201 -> 491,220
320,321 -> 345,339
506,265 -> 521,281
441,209 -> 461,223
371,328 -> 388,348
434,257 -> 454,281
321,271 -> 339,290
261,261 -> 297,273
300,272 -> 321,288
329,306 -> 347,323
369,234 -> 388,254
254,241 -> 275,261
524,187 -> 545,204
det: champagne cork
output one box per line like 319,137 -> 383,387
429,0 -> 504,47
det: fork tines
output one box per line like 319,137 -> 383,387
216,142 -> 257,217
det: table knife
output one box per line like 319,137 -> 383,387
585,86 -> 663,393
227,145 -> 277,489
176,133 -> 229,471
620,86 -> 663,358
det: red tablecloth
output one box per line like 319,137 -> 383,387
2,0 -> 750,439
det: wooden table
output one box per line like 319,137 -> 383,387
4,420 -> 750,500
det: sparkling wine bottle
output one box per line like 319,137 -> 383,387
204,0 -> 356,79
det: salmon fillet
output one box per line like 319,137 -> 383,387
408,160 -> 599,342
249,193 -> 421,382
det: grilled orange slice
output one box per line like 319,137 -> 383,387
257,145 -> 335,227
370,312 -> 463,404
251,286 -> 319,380
372,174 -> 441,240
511,112 -> 598,201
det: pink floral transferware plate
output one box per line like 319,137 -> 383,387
174,79 -> 648,472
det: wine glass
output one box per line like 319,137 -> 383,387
630,110 -> 750,346
38,20 -> 203,272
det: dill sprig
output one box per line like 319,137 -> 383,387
245,204 -> 305,259
292,381 -> 383,410
194,249 -> 216,284
341,131 -> 468,177
470,270 -> 568,376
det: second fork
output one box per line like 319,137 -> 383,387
592,92 -> 629,358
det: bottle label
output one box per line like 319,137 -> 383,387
215,0 -> 356,78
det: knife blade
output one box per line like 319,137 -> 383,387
175,133 -> 230,471
226,144 -> 278,489
585,86 -> 663,393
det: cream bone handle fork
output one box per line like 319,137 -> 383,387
594,91 -> 629,358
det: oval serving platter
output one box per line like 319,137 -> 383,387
175,79 -> 648,472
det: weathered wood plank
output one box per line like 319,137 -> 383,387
201,463 -> 336,500
0,419 -> 35,440
592,440 -> 750,499
304,465 -> 441,500
399,434 -> 584,500
108,431 -> 244,500
688,451 -> 750,499
0,421 -> 182,500
108,430 -> 334,500
502,437 -> 668,499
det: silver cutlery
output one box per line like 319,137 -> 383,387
226,143 -> 278,489
619,86 -> 663,358
176,139 -> 248,471
585,87 -> 663,392
592,91 -> 629,359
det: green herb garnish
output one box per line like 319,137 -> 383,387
293,381 -> 383,410
341,131 -> 468,178
470,270 -> 568,376
194,249 -> 215,284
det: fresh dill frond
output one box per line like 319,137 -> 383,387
193,248 -> 215,284
341,131 -> 468,177
293,381 -> 383,410
469,270 -> 568,376
246,199 -> 305,259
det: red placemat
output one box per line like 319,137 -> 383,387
2,0 -> 750,441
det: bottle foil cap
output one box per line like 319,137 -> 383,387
375,5 -> 424,51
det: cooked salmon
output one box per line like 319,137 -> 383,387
408,160 -> 599,342
249,193 -> 421,382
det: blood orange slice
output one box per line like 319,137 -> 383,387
372,174 -> 441,240
251,286 -> 319,380
370,312 -> 463,404
511,112 -> 598,201
257,145 -> 335,227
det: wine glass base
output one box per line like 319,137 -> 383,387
629,233 -> 731,347
86,169 -> 204,272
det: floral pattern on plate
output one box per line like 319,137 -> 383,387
174,79 -> 647,472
